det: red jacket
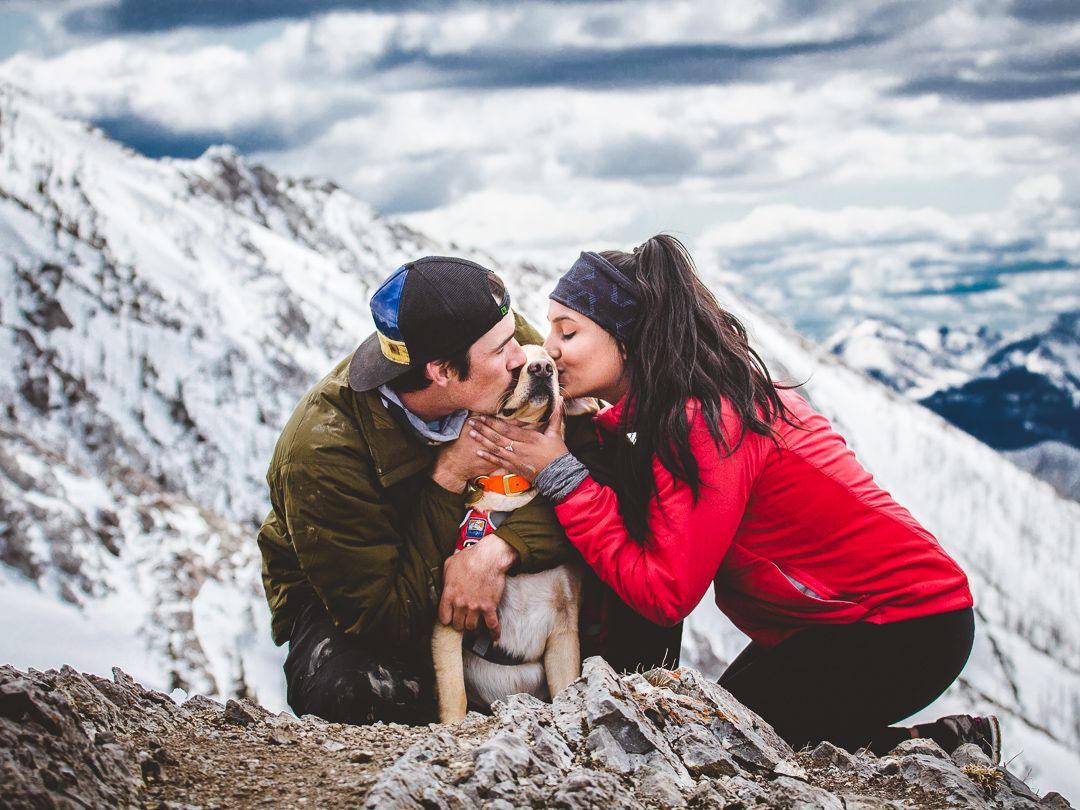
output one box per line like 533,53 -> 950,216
556,389 -> 973,647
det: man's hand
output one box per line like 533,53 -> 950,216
432,428 -> 499,492
438,533 -> 518,640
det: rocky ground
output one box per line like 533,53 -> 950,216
0,658 -> 1073,809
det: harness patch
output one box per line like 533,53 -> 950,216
457,509 -> 492,550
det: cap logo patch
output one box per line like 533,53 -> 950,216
378,332 -> 411,364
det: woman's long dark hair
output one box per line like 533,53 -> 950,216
603,234 -> 794,543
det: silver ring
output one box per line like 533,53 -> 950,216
505,443 -> 514,453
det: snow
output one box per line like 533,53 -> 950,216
0,566 -> 163,690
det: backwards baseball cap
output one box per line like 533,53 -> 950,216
347,256 -> 511,391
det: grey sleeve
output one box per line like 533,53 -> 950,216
533,452 -> 590,504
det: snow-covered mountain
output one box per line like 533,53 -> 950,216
829,315 -> 1080,500
2,83 -> 1078,797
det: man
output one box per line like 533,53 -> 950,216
257,256 -> 580,724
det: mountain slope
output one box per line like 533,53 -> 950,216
1,82 -> 1077,797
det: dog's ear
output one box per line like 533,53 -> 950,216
563,397 -> 602,416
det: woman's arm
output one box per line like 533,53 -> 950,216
473,404 -> 769,626
559,419 -> 766,625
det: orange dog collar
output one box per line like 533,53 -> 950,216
474,473 -> 532,495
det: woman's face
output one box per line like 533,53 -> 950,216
544,301 -> 630,403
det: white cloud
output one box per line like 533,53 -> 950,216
0,0 -> 1076,331
696,174 -> 1080,340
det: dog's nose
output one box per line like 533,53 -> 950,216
528,360 -> 554,378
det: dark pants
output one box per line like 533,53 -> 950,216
284,600 -> 438,725
577,570 -> 684,673
283,586 -> 681,725
718,607 -> 975,754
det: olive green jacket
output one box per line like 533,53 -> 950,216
257,316 -> 587,647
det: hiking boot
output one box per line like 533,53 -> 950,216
936,714 -> 1001,764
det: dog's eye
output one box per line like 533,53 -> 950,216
500,407 -> 517,417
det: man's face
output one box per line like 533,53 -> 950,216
447,310 -> 527,414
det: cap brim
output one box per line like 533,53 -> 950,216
348,331 -> 414,391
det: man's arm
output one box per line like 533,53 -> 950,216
275,454 -> 465,647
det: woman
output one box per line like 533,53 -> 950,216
469,234 -> 999,761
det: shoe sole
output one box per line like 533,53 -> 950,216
985,715 -> 1002,765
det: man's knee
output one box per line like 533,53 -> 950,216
289,652 -> 379,724
283,601 -> 435,725
287,643 -> 434,725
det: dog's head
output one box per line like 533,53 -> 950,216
495,344 -> 559,425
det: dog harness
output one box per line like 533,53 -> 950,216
454,508 -> 527,666
457,509 -> 493,550
462,626 -> 526,667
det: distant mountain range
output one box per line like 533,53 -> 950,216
2,82 -> 1078,798
828,314 -> 1080,500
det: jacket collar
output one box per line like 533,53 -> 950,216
595,396 -> 629,433
353,389 -> 438,489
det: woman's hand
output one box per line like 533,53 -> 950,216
469,398 -> 569,481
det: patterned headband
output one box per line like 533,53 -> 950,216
549,251 -> 640,342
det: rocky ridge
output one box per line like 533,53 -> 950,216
1,658 -> 1072,809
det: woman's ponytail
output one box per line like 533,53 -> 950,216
601,234 -> 792,543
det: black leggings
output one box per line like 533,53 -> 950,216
718,608 -> 975,755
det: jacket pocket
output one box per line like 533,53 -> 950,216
719,553 -> 869,621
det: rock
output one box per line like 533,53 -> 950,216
587,724 -> 635,773
224,698 -> 257,725
671,723 -> 740,778
765,774 -> 844,809
363,730 -> 474,809
472,730 -> 533,792
0,662 -> 1068,809
638,665 -> 792,772
139,750 -> 163,782
723,774 -> 770,804
808,740 -> 859,770
557,657 -> 692,787
953,742 -> 993,768
888,736 -> 949,759
181,694 -> 224,715
1040,792 -> 1074,809
493,694 -> 574,773
153,746 -> 180,765
898,753 -> 991,808
551,768 -> 644,809
772,759 -> 808,780
985,765 -> 1043,809
0,665 -> 142,808
633,766 -> 688,807
840,795 -> 912,809
685,778 -> 741,809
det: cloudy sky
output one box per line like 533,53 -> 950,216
1,0 -> 1078,338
